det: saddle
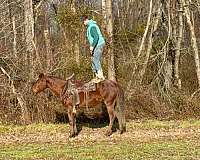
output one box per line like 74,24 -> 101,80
61,75 -> 97,113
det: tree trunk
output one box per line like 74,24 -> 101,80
164,0 -> 173,90
24,0 -> 34,79
182,0 -> 200,87
44,29 -> 53,72
24,0 -> 34,53
106,0 -> 116,81
136,0 -> 153,59
12,16 -> 17,58
127,0 -> 153,87
71,0 -> 80,65
138,2 -> 161,84
44,8 -> 53,72
174,1 -> 183,89
102,0 -> 106,31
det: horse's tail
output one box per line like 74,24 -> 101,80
115,87 -> 126,133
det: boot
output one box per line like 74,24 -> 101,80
92,69 -> 105,83
97,69 -> 105,81
91,73 -> 98,83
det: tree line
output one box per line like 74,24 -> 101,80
1,0 -> 200,124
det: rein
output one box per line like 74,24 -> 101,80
60,81 -> 69,101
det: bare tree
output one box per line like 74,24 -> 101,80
174,0 -> 183,89
24,0 -> 34,79
182,0 -> 200,87
12,16 -> 17,58
105,0 -> 116,81
0,67 -> 30,124
102,0 -> 106,30
71,0 -> 80,65
138,1 -> 161,84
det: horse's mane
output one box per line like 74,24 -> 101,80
47,74 -> 84,86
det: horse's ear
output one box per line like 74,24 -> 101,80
39,73 -> 45,78
66,73 -> 75,81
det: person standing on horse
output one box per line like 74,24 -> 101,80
81,15 -> 106,83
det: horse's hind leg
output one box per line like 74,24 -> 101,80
116,112 -> 125,134
115,93 -> 126,134
105,103 -> 116,136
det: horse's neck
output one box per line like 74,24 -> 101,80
46,77 -> 66,97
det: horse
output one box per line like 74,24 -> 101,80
32,73 -> 126,137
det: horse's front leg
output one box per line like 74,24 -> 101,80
67,106 -> 78,138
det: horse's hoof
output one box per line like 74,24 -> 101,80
75,132 -> 78,136
105,130 -> 112,136
69,133 -> 76,138
123,126 -> 126,132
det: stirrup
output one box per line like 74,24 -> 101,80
72,105 -> 76,114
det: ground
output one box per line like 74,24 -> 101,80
0,120 -> 200,160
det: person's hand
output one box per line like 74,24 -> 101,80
90,46 -> 94,51
90,46 -> 94,55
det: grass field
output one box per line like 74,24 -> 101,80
0,120 -> 200,160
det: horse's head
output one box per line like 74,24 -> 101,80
32,73 -> 48,94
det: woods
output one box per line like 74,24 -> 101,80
1,0 -> 200,124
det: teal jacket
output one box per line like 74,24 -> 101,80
86,20 -> 105,48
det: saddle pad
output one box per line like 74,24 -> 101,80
83,81 -> 96,91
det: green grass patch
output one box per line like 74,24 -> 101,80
0,125 -> 10,134
0,139 -> 199,160
0,123 -> 69,135
179,119 -> 200,128
128,119 -> 200,130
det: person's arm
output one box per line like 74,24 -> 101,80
90,26 -> 99,48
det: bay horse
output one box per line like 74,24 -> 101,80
32,73 -> 126,137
